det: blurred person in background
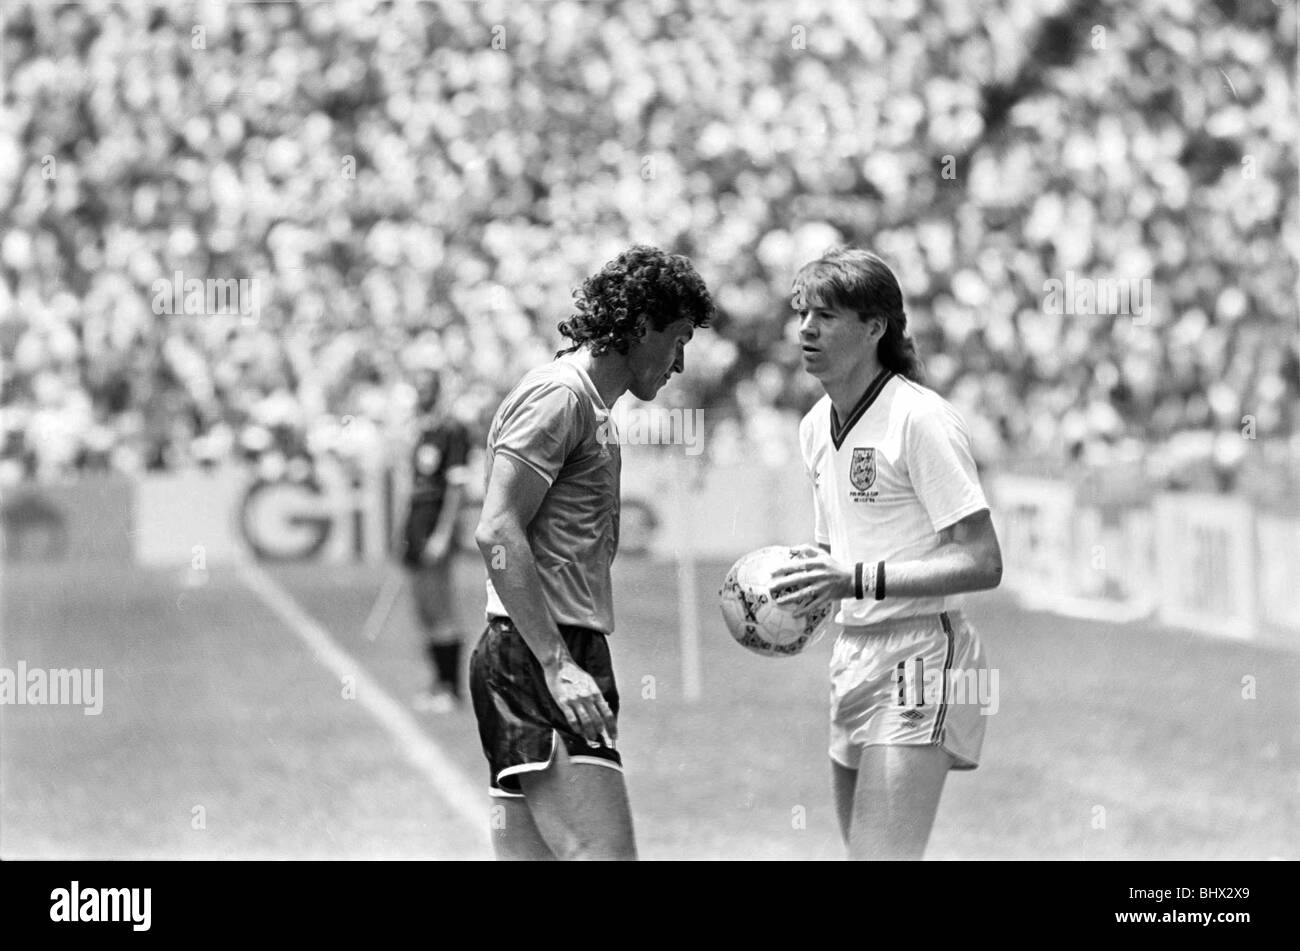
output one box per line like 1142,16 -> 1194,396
401,369 -> 472,713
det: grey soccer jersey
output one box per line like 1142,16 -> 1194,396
483,357 -> 621,634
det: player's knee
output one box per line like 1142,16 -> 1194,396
552,832 -> 635,861
847,828 -> 921,862
492,828 -> 555,862
542,810 -> 636,861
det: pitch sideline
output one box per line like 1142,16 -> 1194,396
236,559 -> 490,845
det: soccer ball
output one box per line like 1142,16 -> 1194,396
719,546 -> 834,658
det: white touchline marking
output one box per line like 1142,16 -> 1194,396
236,559 -> 490,841
363,567 -> 407,642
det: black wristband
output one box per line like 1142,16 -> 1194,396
853,562 -> 864,600
874,561 -> 886,601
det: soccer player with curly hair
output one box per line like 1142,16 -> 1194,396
471,245 -> 712,859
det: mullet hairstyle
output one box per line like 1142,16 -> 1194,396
790,247 -> 925,383
557,245 -> 713,357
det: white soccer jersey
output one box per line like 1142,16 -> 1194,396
798,370 -> 990,625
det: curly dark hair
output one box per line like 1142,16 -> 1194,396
556,245 -> 713,357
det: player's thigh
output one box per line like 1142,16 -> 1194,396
831,759 -> 857,844
489,796 -> 556,861
518,743 -> 636,861
849,744 -> 953,860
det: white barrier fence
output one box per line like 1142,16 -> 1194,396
125,461 -> 1299,648
989,475 -> 1300,648
1256,516 -> 1300,636
130,447 -> 817,569
1152,494 -> 1257,641
133,461 -> 397,567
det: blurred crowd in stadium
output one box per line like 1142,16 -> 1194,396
1,0 -> 1297,495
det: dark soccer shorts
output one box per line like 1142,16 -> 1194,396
469,615 -> 622,798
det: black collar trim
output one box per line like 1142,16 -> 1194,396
830,370 -> 893,449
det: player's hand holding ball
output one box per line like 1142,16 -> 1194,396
770,544 -> 854,618
719,545 -> 838,657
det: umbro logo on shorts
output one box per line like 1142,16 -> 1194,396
900,709 -> 925,722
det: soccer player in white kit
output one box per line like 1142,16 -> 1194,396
771,248 -> 1004,861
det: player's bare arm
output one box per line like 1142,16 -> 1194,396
772,508 -> 1002,617
475,452 -> 616,744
